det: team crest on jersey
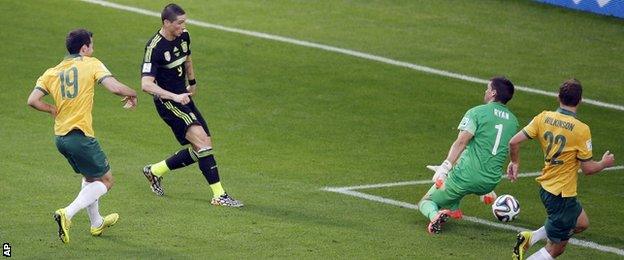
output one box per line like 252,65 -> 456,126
459,117 -> 470,129
164,51 -> 171,61
181,41 -> 188,53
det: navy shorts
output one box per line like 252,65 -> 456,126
154,97 -> 210,145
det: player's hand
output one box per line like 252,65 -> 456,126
49,105 -> 57,118
601,150 -> 615,169
121,96 -> 137,109
507,162 -> 519,182
431,160 -> 452,182
186,84 -> 197,96
173,93 -> 192,105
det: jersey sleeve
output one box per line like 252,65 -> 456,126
457,108 -> 478,134
92,59 -> 113,83
522,112 -> 543,139
142,38 -> 162,77
34,74 -> 50,95
183,30 -> 191,56
577,127 -> 593,161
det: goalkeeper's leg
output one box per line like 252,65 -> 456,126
418,185 -> 440,221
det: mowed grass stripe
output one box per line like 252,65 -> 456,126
82,0 -> 624,112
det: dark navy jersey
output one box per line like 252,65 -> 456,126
141,30 -> 191,94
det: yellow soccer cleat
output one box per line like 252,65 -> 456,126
53,208 -> 71,244
513,231 -> 532,260
90,213 -> 119,236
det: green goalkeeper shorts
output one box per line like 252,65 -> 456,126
55,129 -> 110,178
428,169 -> 498,210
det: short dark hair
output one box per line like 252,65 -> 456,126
490,76 -> 515,104
66,29 -> 93,54
161,3 -> 185,23
559,79 -> 582,106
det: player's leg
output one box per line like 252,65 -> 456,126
185,125 -> 243,207
53,131 -> 112,243
84,173 -> 119,236
143,100 -> 200,195
81,178 -> 103,229
513,226 -> 547,260
418,185 -> 442,221
150,147 -> 198,177
143,146 -> 198,196
525,188 -> 581,259
573,209 -> 589,234
419,178 -> 463,234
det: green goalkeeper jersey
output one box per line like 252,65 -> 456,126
450,102 -> 519,188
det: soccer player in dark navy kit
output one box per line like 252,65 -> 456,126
140,3 -> 242,207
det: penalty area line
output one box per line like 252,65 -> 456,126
321,187 -> 624,257
322,165 -> 624,257
326,165 -> 624,191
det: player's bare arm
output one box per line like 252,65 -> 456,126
507,131 -> 529,182
580,151 -> 615,175
26,88 -> 56,117
445,130 -> 474,164
100,77 -> 138,109
431,130 -> 473,182
141,75 -> 191,105
185,55 -> 197,95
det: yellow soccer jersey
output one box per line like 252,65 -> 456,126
34,55 -> 112,137
523,108 -> 592,197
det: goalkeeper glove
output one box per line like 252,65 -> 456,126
428,160 -> 452,187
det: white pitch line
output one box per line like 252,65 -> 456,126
81,0 -> 624,112
325,165 -> 624,191
322,185 -> 624,256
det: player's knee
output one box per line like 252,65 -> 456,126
575,220 -> 589,233
575,211 -> 589,233
194,146 -> 214,158
548,243 -> 567,257
100,172 -> 114,190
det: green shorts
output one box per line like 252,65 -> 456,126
55,129 -> 110,178
540,187 -> 582,243
427,169 -> 498,210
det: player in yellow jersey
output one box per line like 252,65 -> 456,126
507,79 -> 615,259
26,29 -> 138,244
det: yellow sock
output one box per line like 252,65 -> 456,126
151,160 -> 170,177
210,182 -> 225,198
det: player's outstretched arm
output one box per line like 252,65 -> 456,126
101,77 -> 138,109
581,151 -> 616,175
445,130 -> 473,164
26,88 -> 56,117
141,76 -> 191,105
430,130 -> 474,181
507,131 -> 528,182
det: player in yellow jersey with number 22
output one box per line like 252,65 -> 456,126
508,79 -> 615,260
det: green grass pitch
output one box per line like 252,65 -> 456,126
1,0 -> 623,258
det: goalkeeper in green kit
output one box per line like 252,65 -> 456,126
418,77 -> 519,234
